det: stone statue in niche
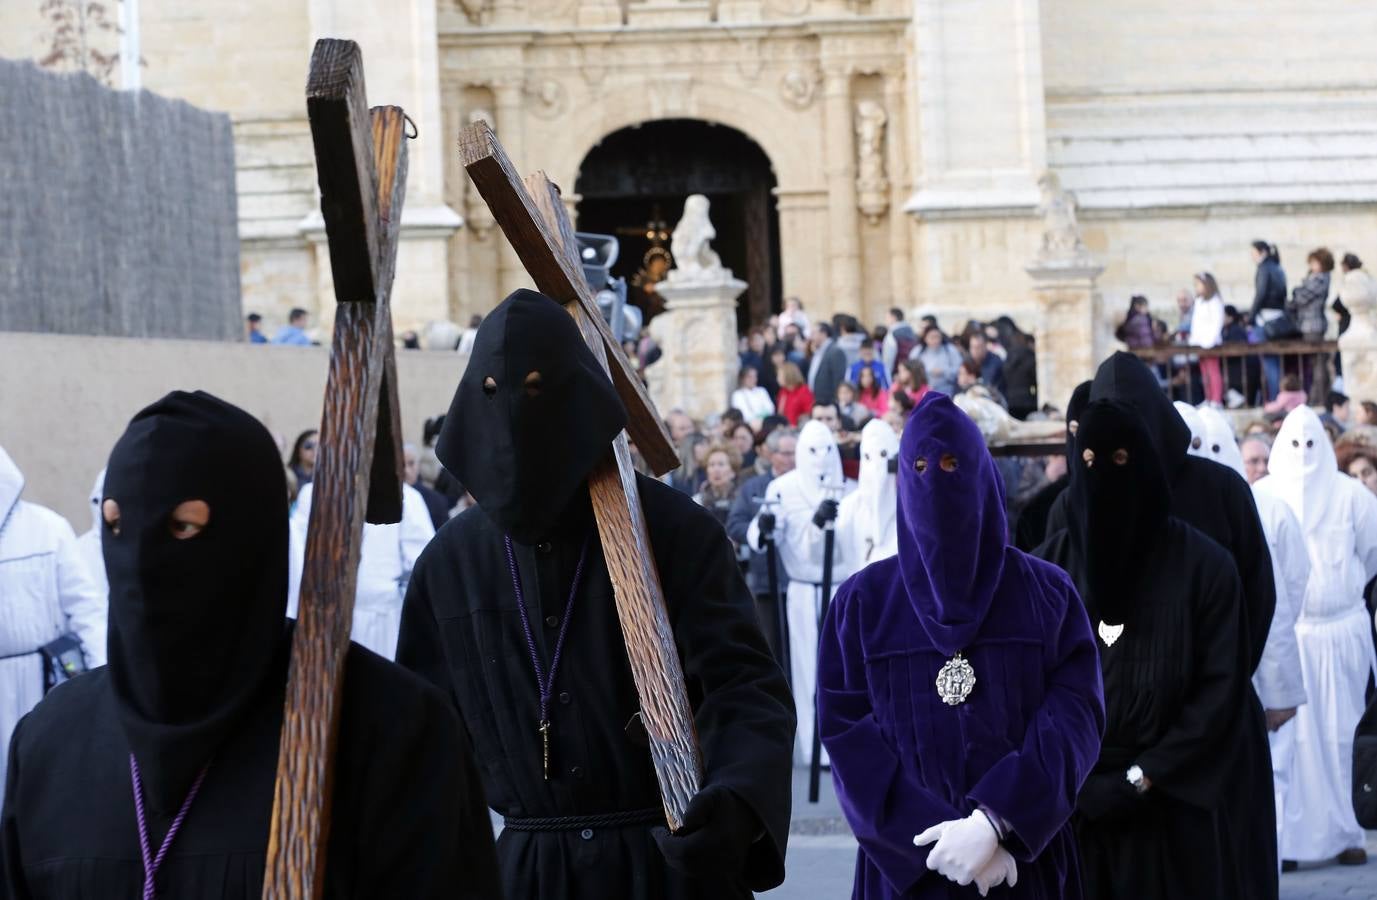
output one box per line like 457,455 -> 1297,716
854,100 -> 889,224
1036,170 -> 1089,262
667,195 -> 728,285
464,108 -> 498,240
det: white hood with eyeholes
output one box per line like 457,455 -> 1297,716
838,419 -> 899,568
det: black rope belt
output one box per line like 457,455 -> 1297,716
502,807 -> 665,832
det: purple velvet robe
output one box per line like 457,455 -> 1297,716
818,394 -> 1104,898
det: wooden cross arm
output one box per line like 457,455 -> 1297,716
458,121 -> 678,476
264,38 -> 409,899
303,38 -> 404,526
525,172 -> 704,830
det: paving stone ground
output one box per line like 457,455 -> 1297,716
765,767 -> 1377,899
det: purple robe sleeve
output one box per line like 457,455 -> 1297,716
965,565 -> 1105,861
818,579 -> 964,895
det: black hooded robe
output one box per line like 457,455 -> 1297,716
1,640 -> 500,899
1044,353 -> 1278,894
396,289 -> 795,900
0,390 -> 500,899
398,480 -> 795,900
1039,521 -> 1253,899
1038,400 -> 1256,899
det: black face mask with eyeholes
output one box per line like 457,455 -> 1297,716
1067,399 -> 1171,625
103,391 -> 288,813
436,290 -> 627,544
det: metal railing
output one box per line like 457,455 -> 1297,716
1129,339 -> 1338,408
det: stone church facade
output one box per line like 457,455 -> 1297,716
4,1 -> 1375,384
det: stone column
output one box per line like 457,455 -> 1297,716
1339,284 -> 1377,405
821,64 -> 861,320
303,0 -> 463,334
1025,258 -> 1106,415
492,79 -> 528,296
648,275 -> 748,422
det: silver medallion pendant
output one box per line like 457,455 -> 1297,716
935,652 -> 976,706
1097,621 -> 1125,648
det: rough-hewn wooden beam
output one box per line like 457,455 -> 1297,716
263,40 -> 407,899
459,121 -> 678,475
524,172 -> 703,830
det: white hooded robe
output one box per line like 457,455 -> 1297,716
748,420 -> 854,764
288,481 -> 436,660
836,419 -> 899,571
73,468 -> 109,601
1256,406 -> 1377,860
0,445 -> 107,789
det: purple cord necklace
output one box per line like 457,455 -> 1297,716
503,533 -> 590,781
129,753 -> 210,900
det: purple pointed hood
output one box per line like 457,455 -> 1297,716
897,392 -> 1007,654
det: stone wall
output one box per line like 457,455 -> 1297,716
0,331 -> 468,528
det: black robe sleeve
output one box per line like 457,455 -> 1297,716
1,716 -> 33,900
1133,555 -> 1249,809
334,653 -> 502,899
1214,467 -> 1275,675
644,477 -> 797,891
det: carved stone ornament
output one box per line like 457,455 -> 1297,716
525,78 -> 567,119
779,67 -> 821,109
453,0 -> 492,25
854,99 -> 889,224
1036,170 -> 1090,263
666,195 -> 729,286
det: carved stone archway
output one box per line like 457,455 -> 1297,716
573,119 -> 781,331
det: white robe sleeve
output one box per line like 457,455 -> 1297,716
53,518 -> 107,668
399,485 -> 436,574
1253,499 -> 1308,710
287,484 -> 313,620
1352,484 -> 1377,584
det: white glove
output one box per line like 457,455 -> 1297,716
973,846 -> 1018,897
913,809 -> 999,885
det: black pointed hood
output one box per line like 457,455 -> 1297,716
1089,351 -> 1192,478
436,290 -> 627,544
1065,399 -> 1170,625
103,391 -> 288,813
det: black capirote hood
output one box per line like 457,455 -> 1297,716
1089,351 -> 1192,478
103,391 -> 288,813
1065,399 -> 1170,625
436,290 -> 627,544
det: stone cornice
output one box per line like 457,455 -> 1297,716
435,15 -> 910,47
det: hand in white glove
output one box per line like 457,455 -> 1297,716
973,846 -> 1018,897
913,809 -> 999,885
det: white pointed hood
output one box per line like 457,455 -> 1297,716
1196,407 -> 1247,479
1173,401 -> 1208,458
0,444 -> 23,528
1261,405 -> 1336,523
851,419 -> 899,561
794,419 -> 844,507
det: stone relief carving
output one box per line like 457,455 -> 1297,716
453,0 -> 492,25
648,74 -> 695,118
667,195 -> 728,285
524,78 -> 568,118
779,67 -> 821,109
464,108 -> 498,240
764,0 -> 810,15
854,100 -> 889,224
734,36 -> 764,82
1036,170 -> 1090,262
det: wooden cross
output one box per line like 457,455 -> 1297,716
261,39 -> 409,898
459,123 -> 703,829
